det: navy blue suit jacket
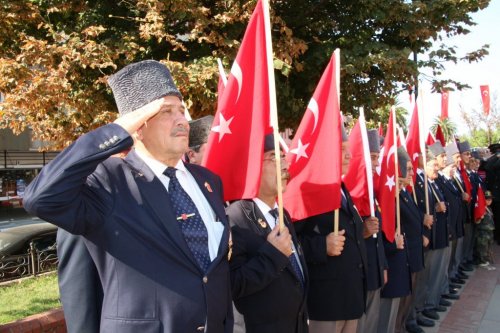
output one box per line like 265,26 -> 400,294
24,124 -> 233,333
437,175 -> 465,240
57,230 -> 103,333
399,190 -> 424,273
294,184 -> 368,321
227,200 -> 308,333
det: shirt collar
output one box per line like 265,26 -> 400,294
135,149 -> 185,179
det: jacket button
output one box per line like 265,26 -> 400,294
196,326 -> 205,331
99,144 -> 106,149
358,263 -> 363,269
203,276 -> 208,283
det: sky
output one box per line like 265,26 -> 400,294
397,0 -> 500,135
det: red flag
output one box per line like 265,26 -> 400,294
435,124 -> 445,146
203,0 -> 272,201
441,91 -> 449,119
216,58 -> 227,100
344,116 -> 372,216
426,131 -> 436,146
458,159 -> 472,203
378,109 -> 397,242
283,52 -> 342,221
406,102 -> 421,183
378,122 -> 384,137
480,85 -> 490,115
474,186 -> 487,220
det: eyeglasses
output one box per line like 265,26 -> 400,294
263,155 -> 286,162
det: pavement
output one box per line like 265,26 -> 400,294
421,243 -> 500,333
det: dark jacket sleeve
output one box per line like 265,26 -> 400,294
227,201 -> 290,299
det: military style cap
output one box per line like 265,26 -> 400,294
444,144 -> 456,167
188,115 -> 214,149
397,146 -> 410,178
108,60 -> 182,116
367,129 -> 381,153
457,141 -> 471,153
264,133 -> 275,152
485,190 -> 493,199
428,142 -> 445,158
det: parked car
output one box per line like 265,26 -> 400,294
0,222 -> 58,256
0,222 -> 58,282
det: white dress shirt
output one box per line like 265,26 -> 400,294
135,150 -> 224,260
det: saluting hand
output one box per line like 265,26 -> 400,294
267,224 -> 293,257
326,230 -> 346,256
114,98 -> 165,136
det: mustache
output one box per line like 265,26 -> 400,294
172,126 -> 188,136
281,170 -> 290,181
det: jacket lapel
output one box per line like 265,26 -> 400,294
184,163 -> 230,270
125,151 -> 200,271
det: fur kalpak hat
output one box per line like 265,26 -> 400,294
426,142 -> 445,161
458,141 -> 471,153
366,129 -> 381,153
397,146 -> 411,178
108,60 -> 182,116
189,116 -> 214,149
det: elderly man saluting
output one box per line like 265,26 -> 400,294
23,60 -> 233,333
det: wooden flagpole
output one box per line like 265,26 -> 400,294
418,85 -> 430,215
393,107 -> 401,235
334,48 -> 340,236
262,0 -> 284,230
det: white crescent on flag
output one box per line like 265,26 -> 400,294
307,98 -> 319,133
230,61 -> 243,103
387,145 -> 396,167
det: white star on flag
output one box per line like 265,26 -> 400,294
290,138 -> 310,162
211,113 -> 234,142
385,175 -> 395,192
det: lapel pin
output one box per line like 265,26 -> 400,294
177,213 -> 195,221
257,218 -> 267,228
204,182 -> 213,193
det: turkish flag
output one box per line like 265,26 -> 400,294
406,102 -> 421,183
441,91 -> 449,120
216,58 -> 227,100
474,185 -> 487,220
426,131 -> 436,146
378,122 -> 384,137
202,0 -> 272,201
435,124 -> 446,146
378,109 -> 398,242
458,159 -> 472,203
344,116 -> 373,216
480,85 -> 490,115
283,52 -> 342,221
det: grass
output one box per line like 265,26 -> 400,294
0,272 -> 60,324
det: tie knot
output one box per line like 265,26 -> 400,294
269,208 -> 279,220
164,167 -> 177,179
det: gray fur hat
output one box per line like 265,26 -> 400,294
457,141 -> 471,153
366,129 -> 380,153
426,142 -> 445,161
397,146 -> 410,178
108,60 -> 182,116
189,115 -> 214,149
444,144 -> 456,166
445,142 -> 460,156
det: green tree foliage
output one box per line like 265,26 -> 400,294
459,90 -> 500,146
431,116 -> 458,143
0,0 -> 491,149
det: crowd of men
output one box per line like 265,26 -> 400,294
23,60 -> 500,333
